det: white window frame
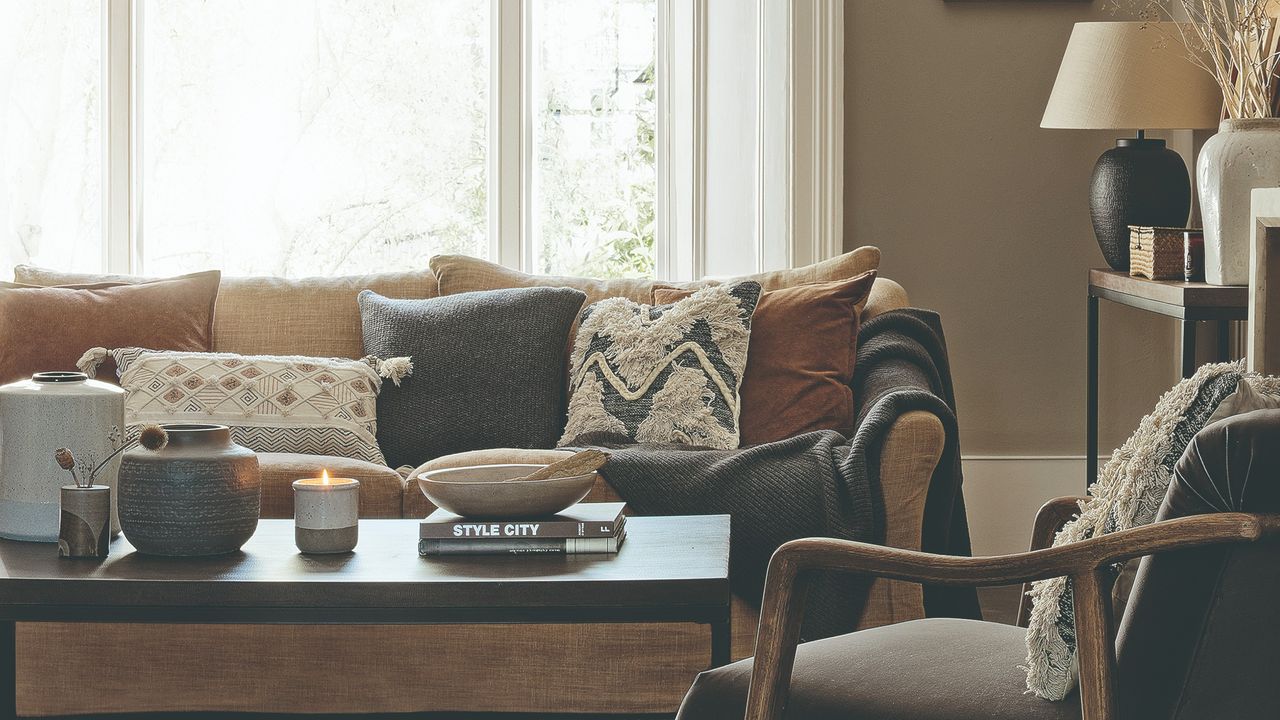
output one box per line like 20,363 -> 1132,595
98,0 -> 841,280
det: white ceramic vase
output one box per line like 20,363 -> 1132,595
1197,118 -> 1280,285
0,372 -> 125,541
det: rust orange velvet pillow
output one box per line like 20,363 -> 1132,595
0,271 -> 221,385
653,270 -> 876,446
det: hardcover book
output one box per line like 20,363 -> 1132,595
419,528 -> 627,556
419,502 -> 626,540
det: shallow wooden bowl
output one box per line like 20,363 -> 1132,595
417,464 -> 597,519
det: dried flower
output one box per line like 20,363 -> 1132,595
138,425 -> 168,452
54,448 -> 76,471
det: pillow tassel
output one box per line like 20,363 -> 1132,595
362,355 -> 414,387
76,347 -> 110,378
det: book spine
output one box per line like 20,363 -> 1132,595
418,519 -> 620,540
418,537 -> 618,556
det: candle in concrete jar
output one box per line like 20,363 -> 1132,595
292,470 -> 359,554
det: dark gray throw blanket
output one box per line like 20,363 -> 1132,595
569,308 -> 979,640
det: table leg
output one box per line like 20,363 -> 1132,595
0,621 -> 14,720
1218,320 -> 1232,362
1087,294 -> 1099,489
710,617 -> 731,668
1182,320 -> 1198,379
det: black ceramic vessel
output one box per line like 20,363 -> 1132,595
118,424 -> 260,556
1089,137 -> 1191,271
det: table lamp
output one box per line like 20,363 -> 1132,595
1042,22 -> 1222,271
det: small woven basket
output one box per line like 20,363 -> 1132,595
1129,226 -> 1192,280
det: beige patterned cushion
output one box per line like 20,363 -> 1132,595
12,266 -> 438,359
85,348 -> 398,465
429,248 -> 881,306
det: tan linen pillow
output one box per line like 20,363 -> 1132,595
653,245 -> 881,311
654,270 -> 876,446
0,271 -> 220,385
13,266 -> 438,358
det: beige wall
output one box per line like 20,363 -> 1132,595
845,0 -> 1183,457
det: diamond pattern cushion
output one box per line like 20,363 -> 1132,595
88,348 -> 395,465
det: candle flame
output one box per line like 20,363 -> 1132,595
321,469 -> 330,485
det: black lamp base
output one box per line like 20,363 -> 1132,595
1089,135 -> 1192,271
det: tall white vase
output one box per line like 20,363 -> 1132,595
0,372 -> 125,541
1198,119 -> 1280,285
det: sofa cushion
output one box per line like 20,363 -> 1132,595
677,619 -> 1079,720
0,271 -> 220,385
257,453 -> 404,519
654,270 -> 876,446
86,348 -> 398,465
561,282 -> 762,450
12,266 -> 438,359
359,287 -> 587,469
430,247 -> 881,307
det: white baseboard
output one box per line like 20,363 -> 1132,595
961,456 -> 1087,557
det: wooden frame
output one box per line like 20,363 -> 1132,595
743,500 -> 1280,720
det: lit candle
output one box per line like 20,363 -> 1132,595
292,470 -> 360,554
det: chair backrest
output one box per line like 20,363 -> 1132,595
1114,409 -> 1280,720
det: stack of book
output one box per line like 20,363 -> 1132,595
418,502 -> 627,556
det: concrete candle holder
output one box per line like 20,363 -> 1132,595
292,474 -> 359,554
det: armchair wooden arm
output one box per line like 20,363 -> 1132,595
744,512 -> 1280,720
1016,495 -> 1091,627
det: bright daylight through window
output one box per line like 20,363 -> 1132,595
1,0 -> 657,279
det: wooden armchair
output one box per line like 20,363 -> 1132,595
676,410 -> 1280,720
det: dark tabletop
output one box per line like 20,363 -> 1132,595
0,516 -> 730,625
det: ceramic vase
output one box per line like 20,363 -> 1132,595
0,372 -> 125,542
118,424 -> 261,556
1197,118 -> 1280,285
59,485 -> 111,559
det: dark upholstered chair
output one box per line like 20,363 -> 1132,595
677,410 -> 1280,720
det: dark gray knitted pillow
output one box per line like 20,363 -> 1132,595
358,287 -> 586,469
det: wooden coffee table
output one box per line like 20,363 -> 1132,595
0,515 -> 731,719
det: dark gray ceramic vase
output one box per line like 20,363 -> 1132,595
118,424 -> 260,556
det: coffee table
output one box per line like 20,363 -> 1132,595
0,515 -> 731,719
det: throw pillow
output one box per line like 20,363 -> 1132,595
14,265 -> 438,359
430,246 -> 880,307
79,347 -> 409,466
358,287 -> 587,469
1023,361 -> 1251,701
560,281 -> 762,450
654,271 -> 876,445
0,271 -> 220,385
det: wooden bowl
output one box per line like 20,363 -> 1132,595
416,464 -> 597,519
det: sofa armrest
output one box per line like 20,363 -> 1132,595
863,277 -> 909,320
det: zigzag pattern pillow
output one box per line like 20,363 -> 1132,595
560,281 -> 761,450
79,347 -> 410,466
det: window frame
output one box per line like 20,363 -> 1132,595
95,0 -> 841,280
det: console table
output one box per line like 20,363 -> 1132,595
0,516 -> 731,719
1087,269 -> 1248,487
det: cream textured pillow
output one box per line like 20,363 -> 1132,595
79,347 -> 411,466
560,282 -> 762,450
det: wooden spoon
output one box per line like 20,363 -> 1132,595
506,449 -> 610,482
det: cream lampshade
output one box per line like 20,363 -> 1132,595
1042,22 -> 1222,271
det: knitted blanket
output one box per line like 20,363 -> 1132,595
577,309 -> 979,639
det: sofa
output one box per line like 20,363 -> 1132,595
11,251 -> 949,716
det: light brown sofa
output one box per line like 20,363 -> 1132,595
12,258 -> 943,717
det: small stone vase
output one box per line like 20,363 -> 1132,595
1197,118 -> 1280,285
118,424 -> 260,556
59,485 -> 111,559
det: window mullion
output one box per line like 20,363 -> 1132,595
103,0 -> 134,274
491,0 -> 526,271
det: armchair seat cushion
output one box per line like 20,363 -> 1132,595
677,619 -> 1079,720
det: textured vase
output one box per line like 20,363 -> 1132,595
1089,138 -> 1192,271
118,424 -> 260,556
1198,119 -> 1280,285
0,372 -> 125,542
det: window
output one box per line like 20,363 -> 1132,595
137,1 -> 490,277
0,1 -> 843,283
0,2 -> 102,274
